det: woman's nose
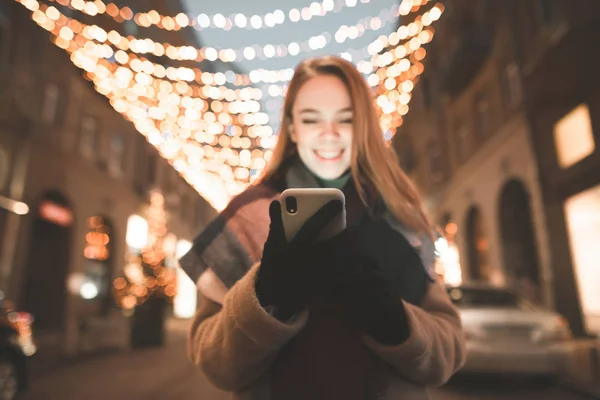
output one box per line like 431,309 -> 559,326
321,121 -> 339,137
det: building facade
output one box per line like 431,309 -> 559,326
395,0 -> 600,337
0,0 -> 218,356
510,0 -> 600,338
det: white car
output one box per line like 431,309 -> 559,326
446,284 -> 572,378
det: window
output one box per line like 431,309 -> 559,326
554,104 -> 595,169
465,206 -> 493,283
194,201 -> 204,228
0,3 -> 9,67
475,0 -> 491,24
454,122 -> 471,163
29,19 -> 49,65
133,138 -> 147,191
108,133 -> 125,176
162,168 -> 174,196
474,93 -> 491,138
180,194 -> 188,221
421,77 -> 432,110
0,146 -> 9,192
395,132 -> 417,173
79,116 -> 98,160
0,25 -> 5,67
501,63 -> 522,107
0,3 -> 8,19
41,84 -> 59,125
564,185 -> 600,333
533,0 -> 555,27
147,152 -> 157,186
426,140 -> 444,184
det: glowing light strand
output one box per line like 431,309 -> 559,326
28,0 -> 435,84
30,5 -> 270,120
48,0 -> 379,32
58,4 -> 403,63
15,0 -> 444,209
22,1 -> 275,209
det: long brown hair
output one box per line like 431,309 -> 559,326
257,55 -> 432,235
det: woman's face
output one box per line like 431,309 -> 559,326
290,74 -> 353,180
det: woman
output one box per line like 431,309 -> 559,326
180,56 -> 466,400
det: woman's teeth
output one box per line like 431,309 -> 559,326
314,150 -> 343,160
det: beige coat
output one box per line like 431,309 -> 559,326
188,263 -> 467,399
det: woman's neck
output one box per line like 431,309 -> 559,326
315,172 -> 351,189
286,155 -> 352,190
295,158 -> 351,189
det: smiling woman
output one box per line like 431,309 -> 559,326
290,74 -> 353,180
259,56 -> 432,234
181,55 -> 466,400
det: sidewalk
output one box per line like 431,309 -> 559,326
561,339 -> 600,398
28,317 -> 192,381
21,322 -> 230,400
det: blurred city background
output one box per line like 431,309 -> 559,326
0,0 -> 599,399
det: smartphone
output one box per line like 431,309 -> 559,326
279,188 -> 346,243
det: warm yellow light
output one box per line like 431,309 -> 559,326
84,1 -> 98,16
430,5 -> 443,21
175,12 -> 189,27
554,104 -> 595,169
564,185 -> 600,335
15,0 -> 442,209
71,0 -> 84,10
45,6 -> 60,20
162,16 -> 175,30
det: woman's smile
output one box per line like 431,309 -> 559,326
313,149 -> 345,162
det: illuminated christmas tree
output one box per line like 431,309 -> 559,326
113,189 -> 177,313
111,189 -> 177,347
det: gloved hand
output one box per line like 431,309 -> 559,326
332,254 -> 410,345
327,219 -> 411,345
255,198 -> 345,321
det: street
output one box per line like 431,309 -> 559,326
21,320 -> 592,400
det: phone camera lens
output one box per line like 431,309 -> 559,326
285,196 -> 297,214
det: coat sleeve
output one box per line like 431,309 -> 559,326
187,263 -> 309,391
362,278 -> 467,387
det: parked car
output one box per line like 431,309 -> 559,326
0,290 -> 36,399
447,283 -> 572,380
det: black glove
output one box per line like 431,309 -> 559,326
255,199 -> 344,321
331,241 -> 411,345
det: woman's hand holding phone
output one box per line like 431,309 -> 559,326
326,215 -> 411,345
255,199 -> 344,322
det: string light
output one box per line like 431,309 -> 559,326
257,34 -> 433,98
106,41 -> 375,87
28,5 -> 268,122
48,5 -> 403,63
31,1 -> 389,86
255,4 -> 441,100
15,0 -> 444,210
35,41 -> 270,163
28,0 -> 436,85
48,0 -> 380,31
118,46 -> 377,95
23,0 -> 274,209
374,3 -> 444,135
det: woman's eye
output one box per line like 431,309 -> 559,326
340,119 -> 353,124
301,119 -> 318,124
